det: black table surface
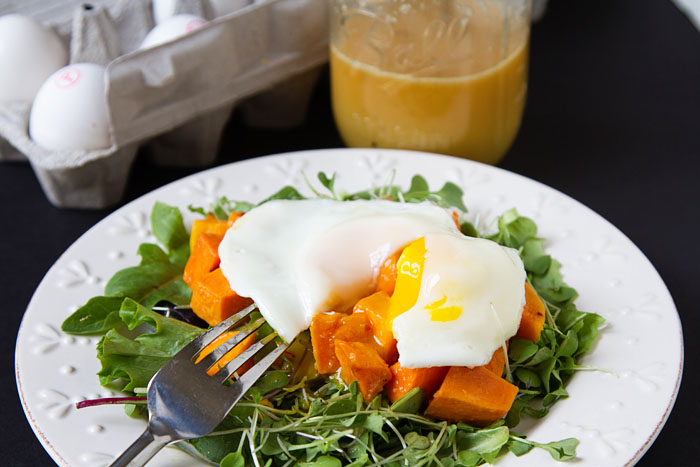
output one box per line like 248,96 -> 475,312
3,1 -> 698,465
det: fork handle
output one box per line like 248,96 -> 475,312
109,428 -> 173,467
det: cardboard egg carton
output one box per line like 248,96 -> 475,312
0,0 -> 329,208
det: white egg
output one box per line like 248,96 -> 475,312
0,14 -> 68,102
151,0 -> 178,25
218,199 -> 460,342
392,232 -> 526,368
29,63 -> 112,151
140,14 -> 207,49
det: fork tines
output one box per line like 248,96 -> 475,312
182,303 -> 258,358
108,303 -> 290,467
214,332 -> 280,384
181,304 -> 282,384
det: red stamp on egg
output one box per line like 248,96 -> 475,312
185,19 -> 206,33
55,68 -> 81,89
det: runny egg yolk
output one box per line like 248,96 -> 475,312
388,237 -> 463,325
386,237 -> 425,323
372,232 -> 526,369
425,296 -> 463,323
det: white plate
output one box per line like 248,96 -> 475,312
15,148 -> 682,466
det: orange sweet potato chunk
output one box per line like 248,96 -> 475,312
189,212 -> 243,251
183,233 -> 223,286
515,282 -> 546,342
334,340 -> 392,403
376,250 -> 401,296
385,362 -> 448,403
334,312 -> 374,343
310,306 -> 397,373
189,215 -> 228,251
352,292 -> 398,364
483,346 -> 508,377
310,312 -> 344,374
425,366 -> 519,426
227,211 -> 244,224
195,330 -> 256,377
190,268 -> 254,326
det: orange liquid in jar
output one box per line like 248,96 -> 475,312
331,2 -> 529,164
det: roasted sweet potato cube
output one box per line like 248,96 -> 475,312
385,362 -> 448,403
353,291 -> 398,364
190,268 -> 254,326
376,250 -> 401,296
334,340 -> 392,403
334,312 -> 374,343
227,211 -> 244,224
183,232 -> 223,286
188,212 -> 243,251
483,346 -> 507,377
425,366 -> 519,426
310,312 -> 344,374
310,306 -> 396,374
515,282 -> 546,342
189,215 -> 228,251
195,330 -> 256,377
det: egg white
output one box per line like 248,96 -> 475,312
218,199 -> 460,342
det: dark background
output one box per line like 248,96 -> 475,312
2,1 -> 698,465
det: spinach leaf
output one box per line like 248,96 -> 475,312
151,201 -> 189,262
61,296 -> 124,335
104,243 -> 191,308
104,202 -> 192,308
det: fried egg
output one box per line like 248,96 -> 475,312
390,233 -> 526,368
218,199 -> 525,368
218,199 -> 460,341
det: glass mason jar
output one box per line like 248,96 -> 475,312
330,0 -> 531,164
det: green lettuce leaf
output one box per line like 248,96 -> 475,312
97,298 -> 202,391
62,202 -> 193,336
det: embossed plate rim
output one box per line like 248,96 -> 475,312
15,148 -> 683,466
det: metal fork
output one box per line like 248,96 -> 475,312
109,303 -> 289,467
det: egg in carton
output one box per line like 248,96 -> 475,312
0,0 -> 328,208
